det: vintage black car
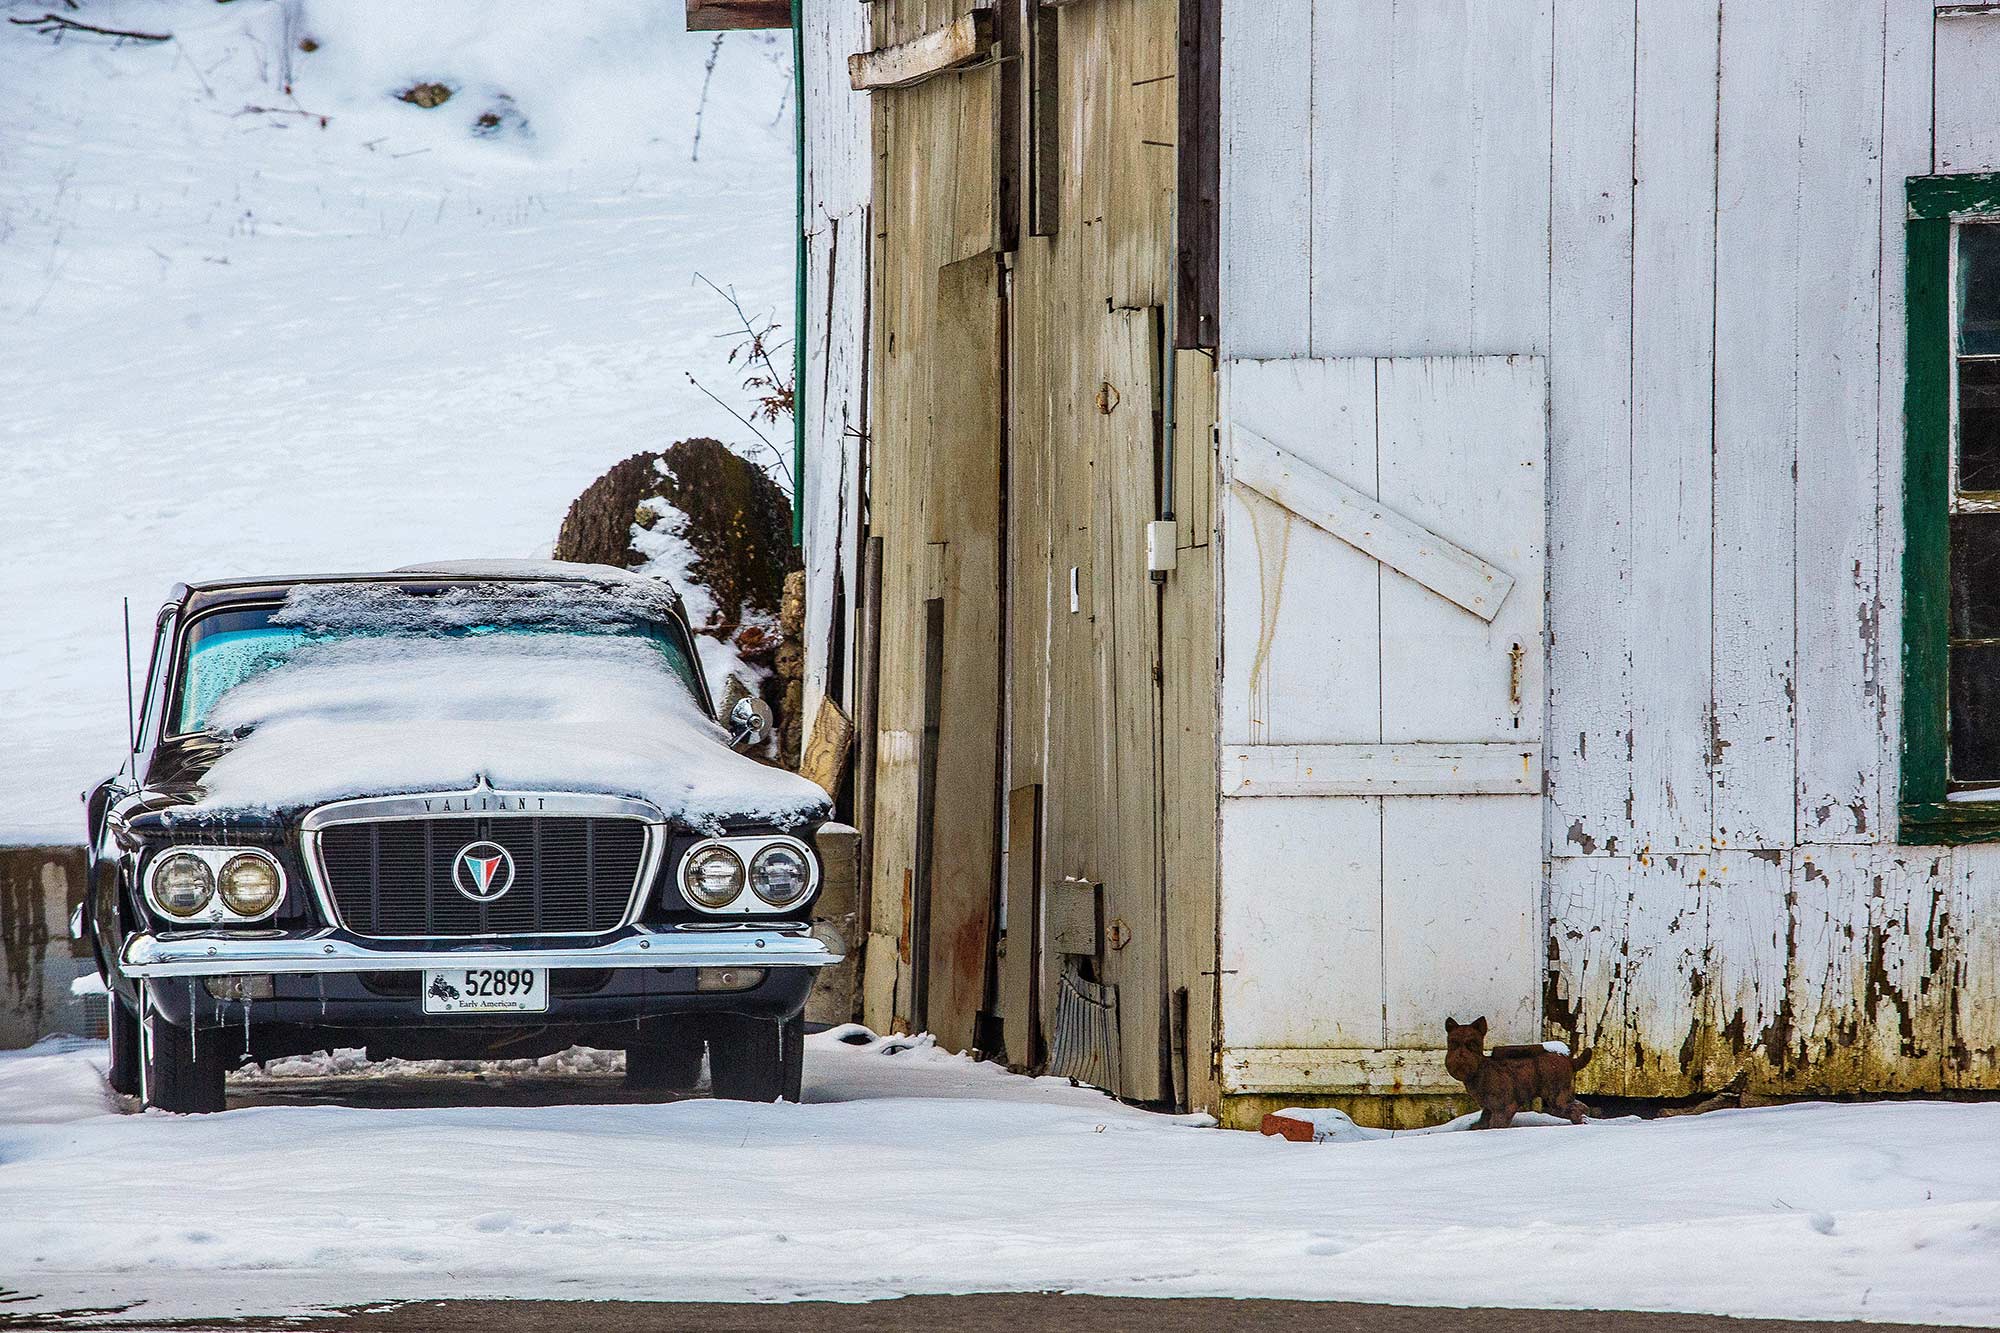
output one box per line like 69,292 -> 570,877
81,562 -> 844,1112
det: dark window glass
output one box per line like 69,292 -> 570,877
1960,223 -> 2000,356
1952,643 -> 2000,783
1958,360 -> 2000,494
1951,513 -> 2000,640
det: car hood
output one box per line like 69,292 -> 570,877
154,634 -> 829,833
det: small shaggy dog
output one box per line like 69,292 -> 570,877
1444,1016 -> 1592,1129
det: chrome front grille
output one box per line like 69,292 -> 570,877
315,816 -> 649,939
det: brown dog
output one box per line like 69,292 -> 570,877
1444,1016 -> 1592,1129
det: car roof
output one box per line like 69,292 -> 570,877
168,560 -> 678,618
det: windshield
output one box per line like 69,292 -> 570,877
171,586 -> 706,735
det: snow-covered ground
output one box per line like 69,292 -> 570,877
2,1034 -> 1998,1326
0,0 -> 796,843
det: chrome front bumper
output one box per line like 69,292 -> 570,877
120,924 -> 842,979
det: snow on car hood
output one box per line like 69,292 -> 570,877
179,633 -> 829,831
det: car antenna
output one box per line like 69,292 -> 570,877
123,596 -> 137,754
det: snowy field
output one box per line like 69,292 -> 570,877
0,0 -> 796,843
1,1034 -> 1998,1327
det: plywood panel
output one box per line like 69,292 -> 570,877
1628,0 -> 1716,854
1546,0 -> 1635,861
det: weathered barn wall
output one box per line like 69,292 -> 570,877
0,847 -> 99,1049
1217,0 -> 1998,1110
845,0 -> 1221,1110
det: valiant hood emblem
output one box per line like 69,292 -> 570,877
453,840 -> 515,902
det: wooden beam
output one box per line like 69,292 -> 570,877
685,0 -> 791,32
1221,742 -> 1542,798
1230,425 -> 1516,622
849,12 -> 994,92
1175,0 -> 1220,349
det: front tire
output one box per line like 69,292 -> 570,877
707,1015 -> 803,1103
137,983 -> 226,1114
106,991 -> 141,1097
625,1028 -> 704,1092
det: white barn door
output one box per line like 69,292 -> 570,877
1218,355 -> 1547,1098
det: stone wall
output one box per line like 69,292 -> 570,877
0,846 -> 99,1049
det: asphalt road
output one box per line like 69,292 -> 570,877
0,1296 -> 1977,1332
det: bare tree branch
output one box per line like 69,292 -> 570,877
9,13 -> 170,42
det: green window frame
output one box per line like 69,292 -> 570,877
1903,172 -> 2000,843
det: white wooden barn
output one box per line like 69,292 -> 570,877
744,0 -> 2000,1125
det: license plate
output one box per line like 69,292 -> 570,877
422,968 -> 548,1014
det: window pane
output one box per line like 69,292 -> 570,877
1951,512 -> 2000,639
1961,223 -> 2000,355
1959,359 -> 2000,494
1952,643 -> 2000,783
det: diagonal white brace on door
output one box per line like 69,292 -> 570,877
1229,425 -> 1515,622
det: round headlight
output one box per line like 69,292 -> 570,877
682,846 -> 745,909
151,853 -> 214,919
748,844 -> 812,909
218,853 -> 281,917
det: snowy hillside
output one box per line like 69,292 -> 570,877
0,0 -> 797,842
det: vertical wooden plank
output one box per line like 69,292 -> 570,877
1175,0 -> 1221,349
1877,0 -> 1934,826
1308,0 -> 1551,358
1934,10 -> 2000,174
998,783 -> 1043,1068
1381,794 -> 1542,1047
1163,348 -> 1220,1111
1217,0 -> 1312,358
1616,854 -> 1709,1098
1697,849 -> 1788,1093
1220,358 -> 1380,748
1789,845 -> 1950,1092
920,252 -> 1004,1055
1107,0 -> 1176,310
1712,0 -> 1801,850
1375,356 -> 1546,747
1545,856 -> 1629,1095
1305,0 -> 1391,359
1546,0 -> 1635,860
1375,356 -> 1547,1052
1628,0 -> 1717,854
1794,3 -> 1887,846
1951,846 -> 2000,1088
1217,356 -> 1383,1057
1459,0 -> 1555,356
1219,795 -> 1384,1050
1092,307 -> 1168,1101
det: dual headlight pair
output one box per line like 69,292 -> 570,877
145,847 -> 285,923
679,835 -> 815,913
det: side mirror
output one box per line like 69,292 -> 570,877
728,696 -> 774,751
